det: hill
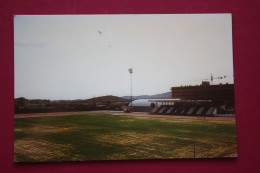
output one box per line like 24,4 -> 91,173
86,95 -> 130,103
122,91 -> 172,100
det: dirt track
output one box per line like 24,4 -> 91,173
14,112 -> 90,118
14,111 -> 236,121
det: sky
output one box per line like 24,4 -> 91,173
14,14 -> 234,100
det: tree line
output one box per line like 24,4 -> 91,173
15,97 -> 129,114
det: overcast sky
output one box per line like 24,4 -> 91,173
14,14 -> 234,100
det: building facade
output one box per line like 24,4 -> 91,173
171,82 -> 234,104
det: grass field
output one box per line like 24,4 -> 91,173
14,113 -> 237,162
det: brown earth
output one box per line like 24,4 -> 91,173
15,111 -> 235,121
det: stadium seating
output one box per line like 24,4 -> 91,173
150,105 -> 217,117
196,107 -> 204,115
206,107 -> 217,116
150,107 -> 160,114
186,107 -> 195,115
165,107 -> 175,114
158,106 -> 167,114
179,108 -> 186,115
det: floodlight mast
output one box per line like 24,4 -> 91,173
128,68 -> 133,107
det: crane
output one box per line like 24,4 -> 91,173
210,73 -> 227,85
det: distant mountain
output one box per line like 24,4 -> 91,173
86,95 -> 130,103
51,92 -> 171,103
122,92 -> 172,100
52,95 -> 130,103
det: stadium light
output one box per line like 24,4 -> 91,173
128,68 -> 133,107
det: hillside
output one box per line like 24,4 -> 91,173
122,91 -> 172,100
86,95 -> 130,103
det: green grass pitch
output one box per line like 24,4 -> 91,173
14,113 -> 237,162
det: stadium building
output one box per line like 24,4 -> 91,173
149,81 -> 235,116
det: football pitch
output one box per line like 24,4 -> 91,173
14,113 -> 237,162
